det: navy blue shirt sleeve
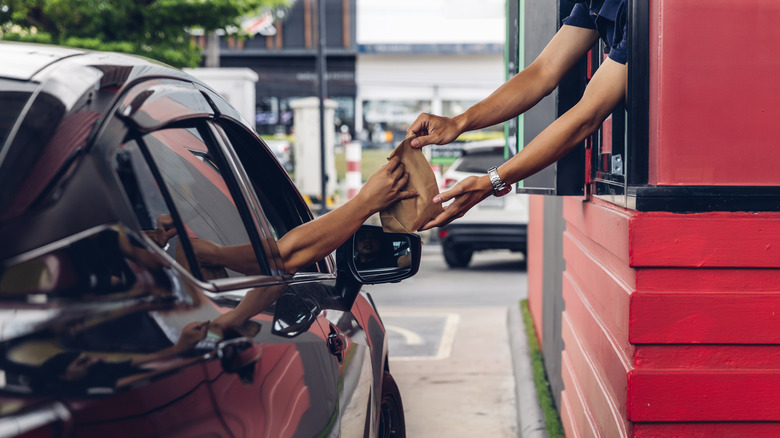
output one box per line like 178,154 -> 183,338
562,3 -> 597,30
607,8 -> 628,64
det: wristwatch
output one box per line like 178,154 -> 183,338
487,166 -> 512,197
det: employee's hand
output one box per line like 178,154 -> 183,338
420,175 -> 493,230
358,155 -> 418,212
406,113 -> 462,148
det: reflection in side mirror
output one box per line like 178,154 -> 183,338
339,225 -> 421,285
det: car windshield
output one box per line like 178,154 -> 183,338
454,148 -> 505,173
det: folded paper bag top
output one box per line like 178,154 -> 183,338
379,137 -> 445,233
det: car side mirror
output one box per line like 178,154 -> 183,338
337,225 -> 421,285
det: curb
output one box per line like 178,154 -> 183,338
508,305 -> 548,438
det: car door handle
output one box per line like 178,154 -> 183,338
327,330 -> 347,364
214,337 -> 262,383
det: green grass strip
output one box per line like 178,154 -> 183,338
520,299 -> 565,438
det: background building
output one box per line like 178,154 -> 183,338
355,0 -> 506,149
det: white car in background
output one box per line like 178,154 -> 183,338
437,140 -> 529,268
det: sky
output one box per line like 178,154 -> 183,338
356,0 -> 506,45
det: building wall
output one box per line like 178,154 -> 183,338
560,197 -> 634,438
527,194 -> 545,346
649,0 -> 780,186
560,196 -> 780,437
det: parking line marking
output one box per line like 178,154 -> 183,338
383,312 -> 461,361
385,325 -> 424,345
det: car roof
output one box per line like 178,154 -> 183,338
0,43 -> 86,80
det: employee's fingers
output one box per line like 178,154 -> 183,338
410,135 -> 433,148
407,115 -> 430,138
433,184 -> 464,204
420,209 -> 458,230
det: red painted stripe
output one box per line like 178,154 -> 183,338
636,344 -> 780,370
346,161 -> 360,172
559,394 -> 580,438
561,352 -> 601,438
637,268 -> 780,292
628,370 -> 780,421
562,312 -> 630,437
630,211 -> 780,268
563,197 -> 633,266
565,223 -> 636,291
562,308 -> 631,437
630,292 -> 780,344
563,232 -> 634,357
634,422 -> 780,438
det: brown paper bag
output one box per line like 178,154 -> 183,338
380,137 -> 444,233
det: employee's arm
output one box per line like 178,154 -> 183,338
421,57 -> 628,230
408,25 -> 600,148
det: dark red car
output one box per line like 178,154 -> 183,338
0,42 -> 419,437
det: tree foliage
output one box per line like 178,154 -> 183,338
0,0 -> 289,67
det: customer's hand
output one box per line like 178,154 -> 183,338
190,238 -> 224,268
358,155 -> 418,213
145,214 -> 178,247
406,113 -> 463,148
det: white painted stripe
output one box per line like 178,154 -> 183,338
383,312 -> 461,361
385,324 -> 424,345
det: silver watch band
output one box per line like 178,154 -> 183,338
487,166 -> 506,193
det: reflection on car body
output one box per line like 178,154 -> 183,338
0,42 -> 418,437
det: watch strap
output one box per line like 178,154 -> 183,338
487,166 -> 511,196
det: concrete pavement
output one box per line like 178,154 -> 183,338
386,305 -> 547,437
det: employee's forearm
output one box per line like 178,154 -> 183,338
498,104 -> 603,185
456,64 -> 554,133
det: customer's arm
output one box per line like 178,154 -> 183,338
278,155 -> 417,273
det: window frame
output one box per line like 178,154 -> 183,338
118,119 -> 274,283
211,118 -> 336,277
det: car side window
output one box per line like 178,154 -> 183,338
114,126 -> 263,279
215,121 -> 328,274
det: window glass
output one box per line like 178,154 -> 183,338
115,127 -> 261,279
217,122 -> 324,273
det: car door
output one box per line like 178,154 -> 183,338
0,80 -> 238,438
212,117 -> 377,437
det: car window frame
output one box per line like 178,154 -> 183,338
118,119 -> 273,284
210,118 -> 336,278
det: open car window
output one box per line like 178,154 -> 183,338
114,125 -> 266,280
215,121 -> 330,274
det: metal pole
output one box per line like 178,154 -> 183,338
317,0 -> 329,214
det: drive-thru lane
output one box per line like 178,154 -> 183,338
367,245 -> 542,437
